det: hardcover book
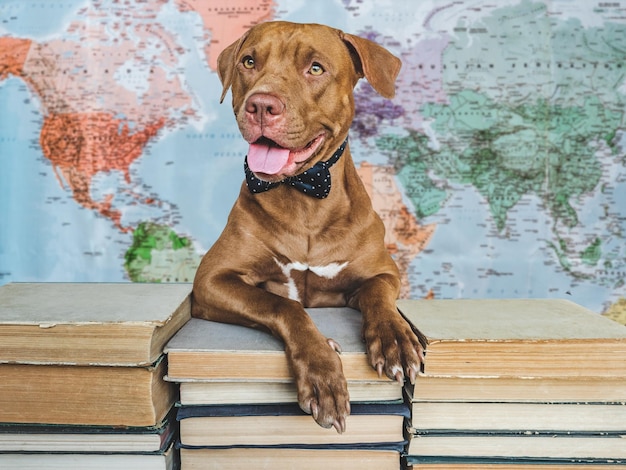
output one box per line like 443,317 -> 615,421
177,402 -> 409,448
0,356 -> 175,426
165,308 -> 387,382
398,298 -> 626,377
0,282 -> 191,366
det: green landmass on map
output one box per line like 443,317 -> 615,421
381,98 -> 606,225
376,0 -> 625,241
581,238 -> 602,266
415,92 -> 617,231
377,132 -> 448,220
125,222 -> 199,283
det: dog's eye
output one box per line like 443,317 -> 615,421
309,62 -> 324,76
242,56 -> 255,69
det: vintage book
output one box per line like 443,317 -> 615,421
0,442 -> 177,470
0,282 -> 191,366
405,401 -> 626,432
177,402 -> 408,447
0,410 -> 175,453
165,308 -> 388,381
397,299 -> 626,377
0,357 -> 175,426
406,464 -> 625,469
405,432 -> 626,464
407,373 -> 626,403
181,447 -> 400,469
176,379 -> 402,405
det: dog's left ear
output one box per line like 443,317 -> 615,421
340,33 -> 401,99
217,30 -> 251,103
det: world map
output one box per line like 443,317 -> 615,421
1,0 -> 625,324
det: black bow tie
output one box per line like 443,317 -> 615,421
244,138 -> 348,199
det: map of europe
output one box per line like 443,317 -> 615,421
1,0 -> 625,324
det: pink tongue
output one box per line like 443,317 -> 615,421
248,142 -> 291,175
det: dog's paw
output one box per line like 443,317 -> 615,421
287,337 -> 350,433
362,313 -> 424,384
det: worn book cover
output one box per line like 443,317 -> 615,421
398,299 -> 626,376
0,408 -> 176,453
406,374 -> 626,403
0,442 -> 177,470
405,401 -> 626,433
175,379 -> 402,405
181,447 -> 401,470
0,282 -> 191,366
165,308 -> 385,381
177,402 -> 409,448
0,356 -> 175,426
405,432 -> 626,464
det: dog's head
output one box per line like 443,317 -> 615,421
217,21 -> 401,182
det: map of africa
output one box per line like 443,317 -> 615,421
1,0 -> 625,324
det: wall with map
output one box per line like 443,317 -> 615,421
0,0 -> 625,324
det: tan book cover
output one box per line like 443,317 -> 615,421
177,402 -> 408,447
0,283 -> 191,366
181,448 -> 400,470
175,379 -> 402,405
0,410 -> 175,452
165,308 -> 386,381
0,442 -> 176,469
405,465 -> 621,470
398,299 -> 626,377
406,434 -> 626,461
0,358 -> 175,426
407,374 -> 626,403
406,401 -> 626,432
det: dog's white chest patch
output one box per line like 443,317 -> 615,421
274,258 -> 349,302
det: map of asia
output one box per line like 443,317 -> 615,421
1,0 -> 625,324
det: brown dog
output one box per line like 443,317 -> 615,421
192,21 -> 425,433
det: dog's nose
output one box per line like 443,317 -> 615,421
245,93 -> 285,125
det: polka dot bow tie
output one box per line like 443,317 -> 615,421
244,138 -> 348,199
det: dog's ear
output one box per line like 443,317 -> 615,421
340,33 -> 401,99
217,31 -> 251,103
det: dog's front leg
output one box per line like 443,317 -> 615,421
192,274 -> 350,433
348,273 -> 426,384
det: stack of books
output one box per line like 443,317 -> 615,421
398,299 -> 626,469
0,282 -> 191,469
164,307 -> 409,469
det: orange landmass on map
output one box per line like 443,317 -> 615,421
358,162 -> 436,297
2,6 -> 197,232
40,113 -> 166,232
175,0 -> 276,71
21,37 -> 193,122
0,37 -> 32,79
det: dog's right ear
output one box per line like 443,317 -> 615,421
216,31 -> 251,103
